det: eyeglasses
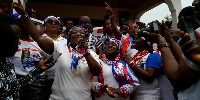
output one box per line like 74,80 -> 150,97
47,19 -> 59,25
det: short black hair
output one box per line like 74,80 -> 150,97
0,13 -> 19,39
103,14 -> 110,26
64,17 -> 73,25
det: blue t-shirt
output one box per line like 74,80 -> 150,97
146,52 -> 161,69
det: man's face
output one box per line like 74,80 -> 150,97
66,20 -> 73,29
45,18 -> 60,33
80,16 -> 91,28
3,25 -> 21,57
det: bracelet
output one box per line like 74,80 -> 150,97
84,49 -> 90,57
128,61 -> 135,67
158,43 -> 170,50
19,13 -> 29,20
109,15 -> 114,19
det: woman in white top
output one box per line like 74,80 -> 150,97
91,38 -> 139,100
13,2 -> 102,99
123,36 -> 162,100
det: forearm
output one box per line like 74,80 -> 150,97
110,18 -> 122,40
23,17 -> 54,54
85,54 -> 101,76
119,84 -> 134,98
166,37 -> 182,62
97,45 -> 103,59
160,47 -> 197,90
131,64 -> 157,83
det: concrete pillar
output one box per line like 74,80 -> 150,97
164,0 -> 182,28
13,0 -> 27,13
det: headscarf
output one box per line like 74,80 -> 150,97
67,24 -> 89,39
103,38 -> 121,54
128,23 -> 139,33
44,15 -> 61,24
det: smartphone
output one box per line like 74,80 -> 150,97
181,16 -> 198,46
44,52 -> 62,66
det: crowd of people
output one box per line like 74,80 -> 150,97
0,0 -> 200,100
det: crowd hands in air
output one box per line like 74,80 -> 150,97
0,0 -> 200,100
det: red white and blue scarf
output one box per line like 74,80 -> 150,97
100,38 -> 137,85
68,46 -> 84,75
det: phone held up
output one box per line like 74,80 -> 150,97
44,52 -> 62,66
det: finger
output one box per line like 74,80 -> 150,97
194,30 -> 200,44
161,20 -> 168,30
181,39 -> 195,53
179,33 -> 190,46
17,0 -> 22,5
105,2 -> 111,8
186,45 -> 200,55
42,53 -> 47,60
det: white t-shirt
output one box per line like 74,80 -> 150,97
94,60 -> 136,100
178,54 -> 200,100
42,34 -> 67,80
131,52 -> 161,100
10,38 -> 43,76
121,35 -> 138,58
49,41 -> 99,100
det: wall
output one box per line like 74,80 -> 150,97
26,2 -> 134,20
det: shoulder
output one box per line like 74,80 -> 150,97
146,52 -> 162,69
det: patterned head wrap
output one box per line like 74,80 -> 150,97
44,15 -> 61,24
128,23 -> 139,33
67,24 -> 89,38
104,38 -> 121,54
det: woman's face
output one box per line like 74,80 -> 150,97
24,51 -> 30,58
134,37 -> 144,50
128,24 -> 138,37
104,19 -> 113,33
70,27 -> 86,45
45,18 -> 60,33
104,41 -> 118,56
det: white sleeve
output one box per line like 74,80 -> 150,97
121,35 -> 127,48
182,54 -> 200,71
90,50 -> 100,62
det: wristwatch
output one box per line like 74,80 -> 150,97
84,49 -> 90,57
158,43 -> 170,50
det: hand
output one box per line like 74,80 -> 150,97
122,53 -> 133,64
162,20 -> 171,39
109,87 -> 121,95
105,87 -> 118,98
76,38 -> 88,55
180,30 -> 200,64
105,2 -> 113,16
39,53 -> 58,70
12,0 -> 26,15
143,31 -> 167,45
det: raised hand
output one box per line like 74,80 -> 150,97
162,20 -> 171,39
12,0 -> 26,15
122,53 -> 133,64
105,2 -> 113,16
39,53 -> 58,70
181,30 -> 200,64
